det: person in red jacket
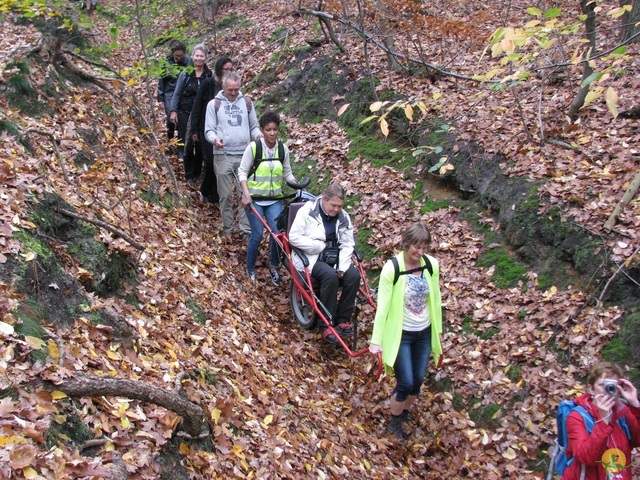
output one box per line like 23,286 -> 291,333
564,362 -> 640,480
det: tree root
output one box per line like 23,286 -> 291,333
21,128 -> 72,184
46,372 -> 208,437
604,169 -> 640,232
56,208 -> 146,251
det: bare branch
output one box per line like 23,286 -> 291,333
48,372 -> 208,437
56,208 -> 146,251
21,128 -> 71,184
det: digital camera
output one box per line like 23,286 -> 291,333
603,378 -> 619,396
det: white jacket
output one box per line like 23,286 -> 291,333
288,196 -> 356,273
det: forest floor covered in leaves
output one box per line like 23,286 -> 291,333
0,0 -> 639,478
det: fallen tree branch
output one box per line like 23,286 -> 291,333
55,53 -> 114,95
21,128 -> 71,184
544,137 -> 584,154
56,208 -> 146,251
597,247 -> 640,307
300,8 -> 489,83
604,169 -> 640,232
47,372 -> 208,437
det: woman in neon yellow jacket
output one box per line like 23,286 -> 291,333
370,222 -> 443,441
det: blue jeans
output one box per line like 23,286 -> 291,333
393,326 -> 431,402
246,201 -> 283,274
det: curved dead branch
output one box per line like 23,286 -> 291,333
300,8 -> 486,83
56,208 -> 146,251
21,128 -> 71,184
48,372 -> 208,437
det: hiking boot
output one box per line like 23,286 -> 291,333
387,415 -> 406,441
322,329 -> 337,344
399,409 -> 414,436
399,409 -> 411,425
269,268 -> 281,286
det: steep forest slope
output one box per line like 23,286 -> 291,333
0,0 -> 638,479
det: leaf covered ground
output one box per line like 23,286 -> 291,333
0,0 -> 639,478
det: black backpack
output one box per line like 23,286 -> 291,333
391,254 -> 433,285
250,140 -> 285,179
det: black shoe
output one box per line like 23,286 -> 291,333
322,330 -> 337,344
387,415 -> 406,441
335,322 -> 353,336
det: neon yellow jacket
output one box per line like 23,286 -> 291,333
371,252 -> 443,376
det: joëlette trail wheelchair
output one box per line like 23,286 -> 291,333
246,179 -> 383,378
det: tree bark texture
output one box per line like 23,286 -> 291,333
51,373 -> 207,437
604,168 -> 640,231
568,0 -> 597,120
620,0 -> 640,43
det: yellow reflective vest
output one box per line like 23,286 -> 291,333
248,141 -> 284,199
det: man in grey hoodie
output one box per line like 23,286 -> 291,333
204,72 -> 261,237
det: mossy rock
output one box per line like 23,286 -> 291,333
602,310 -> 640,383
46,410 -> 94,449
258,55 -> 347,124
215,13 -> 251,31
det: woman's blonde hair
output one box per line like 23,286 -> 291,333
587,361 -> 624,386
401,222 -> 431,251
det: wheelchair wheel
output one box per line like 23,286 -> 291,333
290,282 -> 317,330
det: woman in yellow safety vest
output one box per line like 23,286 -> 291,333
239,111 -> 298,285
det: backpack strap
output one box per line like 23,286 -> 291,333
215,96 -> 253,115
249,140 -> 284,179
617,416 -> 632,440
392,254 -> 433,286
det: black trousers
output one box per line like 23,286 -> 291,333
311,261 -> 360,331
183,132 -> 204,181
199,136 -> 219,202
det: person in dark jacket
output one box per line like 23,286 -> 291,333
170,44 -> 212,182
156,41 -> 192,145
190,57 -> 233,204
563,361 -> 640,480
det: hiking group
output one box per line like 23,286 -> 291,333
156,42 -> 640,462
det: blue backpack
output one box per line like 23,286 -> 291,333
547,399 -> 631,480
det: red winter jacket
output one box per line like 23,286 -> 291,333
562,393 -> 640,480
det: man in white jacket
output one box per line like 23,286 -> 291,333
288,183 -> 361,344
205,72 -> 261,237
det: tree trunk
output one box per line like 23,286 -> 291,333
620,0 -> 640,43
202,0 -> 220,22
375,0 -> 402,70
568,0 -> 597,120
48,373 -> 208,437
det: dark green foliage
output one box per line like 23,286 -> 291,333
0,119 -> 20,138
186,298 -> 207,325
460,315 -> 500,340
269,26 -> 289,44
420,197 -> 451,213
602,311 -> 640,384
46,410 -> 94,449
0,387 -> 18,400
3,60 -> 49,116
354,227 -> 375,264
14,300 -> 47,364
140,188 -> 175,210
289,157 -> 330,196
215,14 -> 249,30
5,60 -> 33,95
506,364 -> 522,382
469,401 -> 501,429
477,247 -> 527,288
